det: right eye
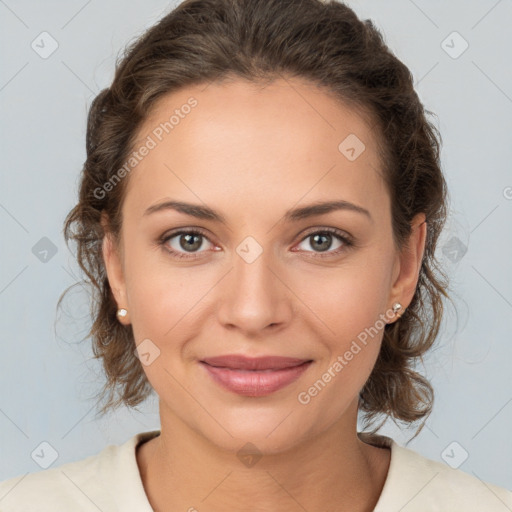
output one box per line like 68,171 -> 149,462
160,228 -> 216,260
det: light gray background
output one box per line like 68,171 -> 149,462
1,0 -> 511,493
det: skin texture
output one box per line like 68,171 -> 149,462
102,77 -> 427,511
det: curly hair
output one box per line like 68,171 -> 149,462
58,0 -> 452,438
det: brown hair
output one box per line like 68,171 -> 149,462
58,0 -> 452,438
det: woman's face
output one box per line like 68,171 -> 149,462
103,77 -> 425,453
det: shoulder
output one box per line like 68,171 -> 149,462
0,430 -> 159,511
366,433 -> 512,511
0,447 -> 114,511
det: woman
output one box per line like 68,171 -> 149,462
1,0 -> 510,510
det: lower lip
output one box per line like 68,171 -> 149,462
200,361 -> 313,396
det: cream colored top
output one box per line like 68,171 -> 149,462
0,430 -> 510,511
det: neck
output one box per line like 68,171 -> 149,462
136,400 -> 391,512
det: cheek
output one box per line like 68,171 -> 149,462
128,279 -> 194,348
296,280 -> 387,425
298,258 -> 390,341
122,241 -> 184,340
295,258 -> 391,387
123,248 -> 216,372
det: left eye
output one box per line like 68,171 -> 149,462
295,229 -> 352,256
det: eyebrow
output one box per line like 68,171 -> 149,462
143,199 -> 373,223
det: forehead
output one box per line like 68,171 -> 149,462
123,77 -> 387,223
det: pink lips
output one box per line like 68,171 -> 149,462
200,355 -> 313,396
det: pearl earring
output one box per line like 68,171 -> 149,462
116,308 -> 128,319
392,302 -> 404,318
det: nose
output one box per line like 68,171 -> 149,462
216,247 -> 293,335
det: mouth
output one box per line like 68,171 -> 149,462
199,355 -> 313,396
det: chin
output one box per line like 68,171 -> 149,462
189,404 -> 322,458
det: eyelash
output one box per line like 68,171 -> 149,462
158,227 -> 355,261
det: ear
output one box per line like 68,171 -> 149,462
101,212 -> 130,324
388,212 -> 427,317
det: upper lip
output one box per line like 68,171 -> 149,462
201,355 -> 312,371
